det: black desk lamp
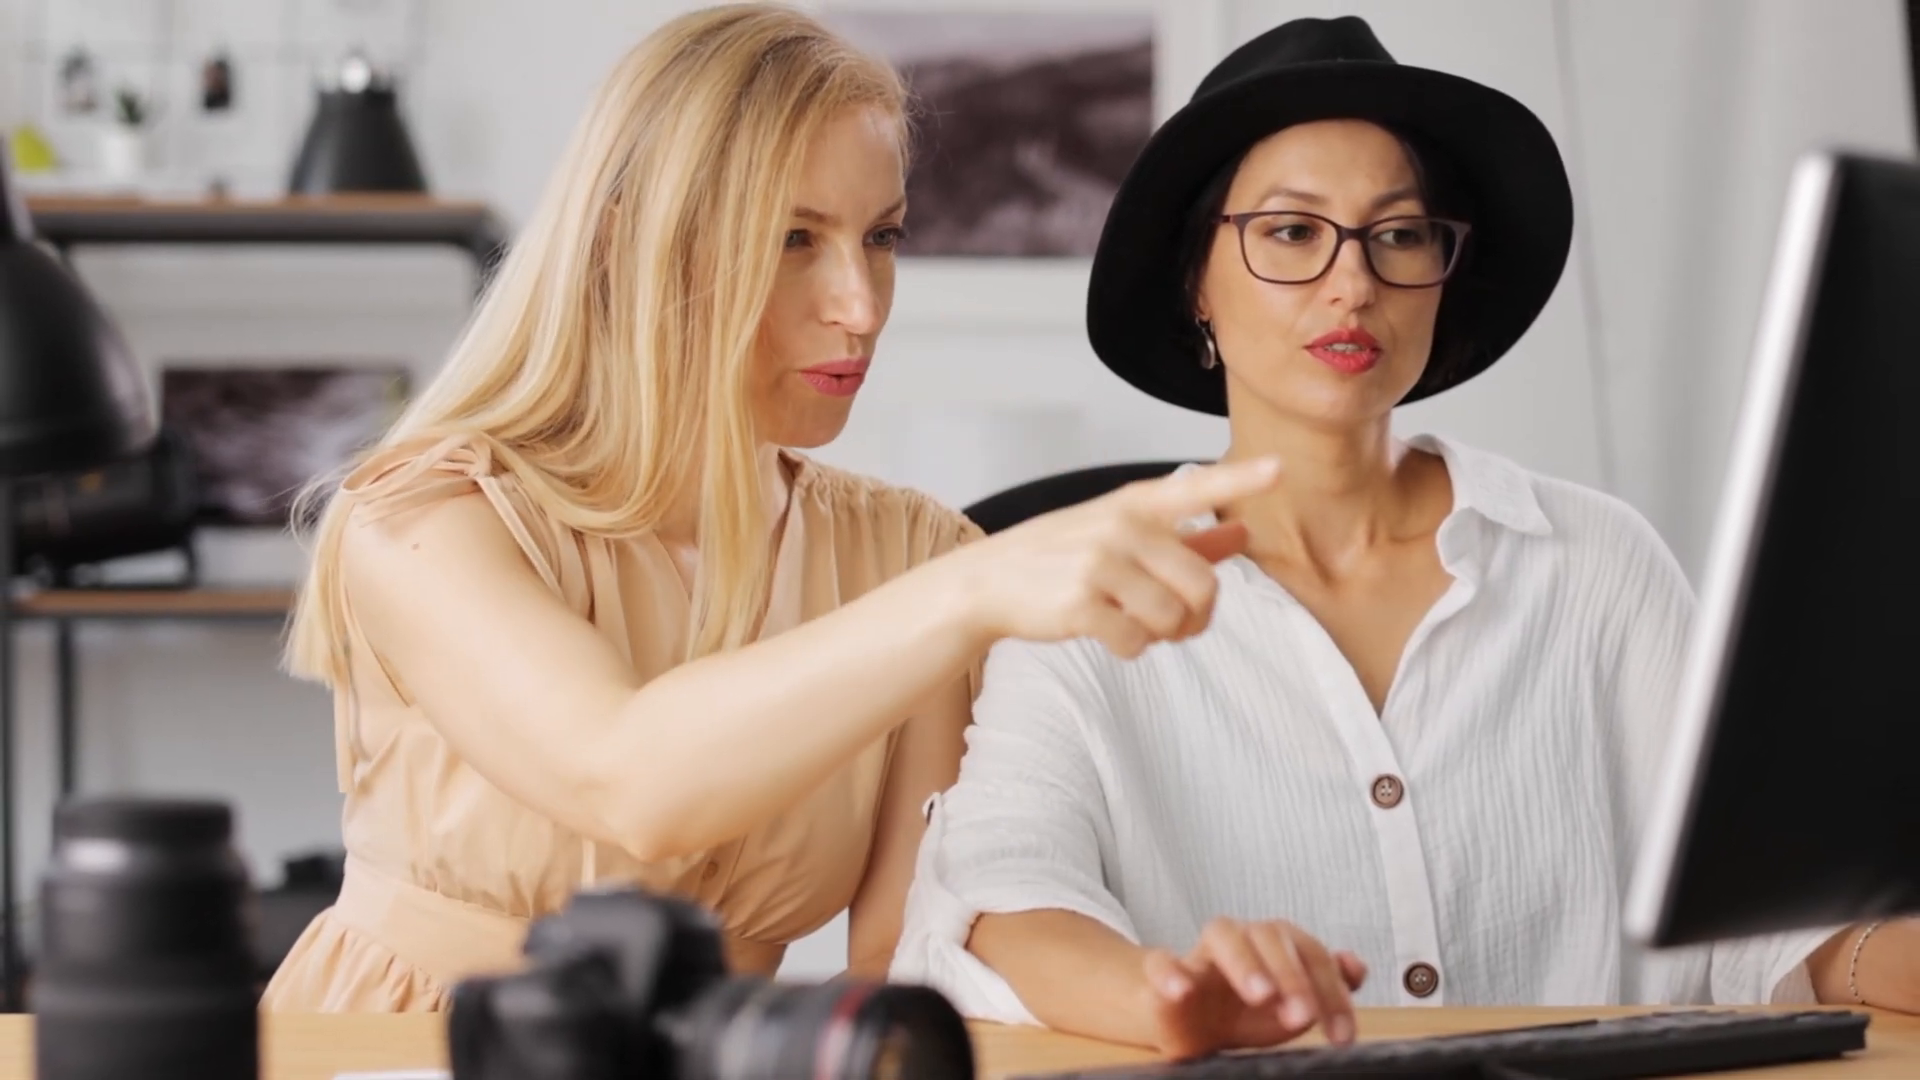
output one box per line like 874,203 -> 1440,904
0,137 -> 157,1011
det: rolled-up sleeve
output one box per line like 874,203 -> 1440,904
889,638 -> 1137,1023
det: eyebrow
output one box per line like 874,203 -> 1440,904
792,197 -> 907,225
1255,185 -> 1422,212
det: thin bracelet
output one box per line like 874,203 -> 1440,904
1847,920 -> 1885,1004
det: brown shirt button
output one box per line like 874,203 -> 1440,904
1370,774 -> 1405,809
1403,961 -> 1440,998
701,860 -> 720,881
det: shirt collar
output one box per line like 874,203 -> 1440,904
1406,433 -> 1553,538
1172,433 -> 1552,539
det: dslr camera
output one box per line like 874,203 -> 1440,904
448,886 -> 975,1080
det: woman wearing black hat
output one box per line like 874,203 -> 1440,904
889,15 -> 1920,1059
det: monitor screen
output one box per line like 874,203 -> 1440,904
1626,150 -> 1920,948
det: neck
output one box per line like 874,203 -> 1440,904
653,442 -> 790,550
1218,416 -> 1432,576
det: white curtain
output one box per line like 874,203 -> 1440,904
1564,0 -> 1915,575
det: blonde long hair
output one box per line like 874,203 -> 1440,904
284,3 -> 908,684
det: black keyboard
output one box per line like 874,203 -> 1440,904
1010,1009 -> 1870,1080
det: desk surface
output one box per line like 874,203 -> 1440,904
0,1007 -> 1912,1080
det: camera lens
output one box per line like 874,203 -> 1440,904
669,978 -> 974,1080
33,797 -> 258,1080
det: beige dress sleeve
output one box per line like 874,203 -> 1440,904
320,433 -> 587,791
262,439 -> 984,1011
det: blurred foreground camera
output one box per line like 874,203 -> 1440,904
449,886 -> 974,1080
33,797 -> 259,1080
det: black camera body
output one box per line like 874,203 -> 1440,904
449,886 -> 973,1080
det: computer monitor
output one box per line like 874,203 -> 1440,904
1625,149 -> 1920,949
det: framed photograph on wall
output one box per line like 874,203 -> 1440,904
799,1 -> 1227,337
820,7 -> 1155,257
160,364 -> 409,529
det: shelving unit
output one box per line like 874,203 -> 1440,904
0,192 -> 506,1010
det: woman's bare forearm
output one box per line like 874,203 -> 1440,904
591,557 -> 990,860
968,909 -> 1156,1045
351,458 -> 1285,866
1809,918 -> 1920,1012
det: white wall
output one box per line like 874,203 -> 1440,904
0,0 -> 1912,979
1562,0 -> 1915,570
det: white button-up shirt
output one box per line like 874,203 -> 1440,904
891,435 -> 1829,1024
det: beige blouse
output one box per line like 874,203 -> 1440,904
261,434 -> 982,1011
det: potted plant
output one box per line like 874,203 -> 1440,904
98,86 -> 152,184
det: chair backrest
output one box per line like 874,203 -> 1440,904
963,460 -> 1199,535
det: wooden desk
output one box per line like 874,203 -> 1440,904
0,1007 -> 1911,1080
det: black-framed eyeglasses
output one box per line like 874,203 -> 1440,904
1216,210 -> 1471,288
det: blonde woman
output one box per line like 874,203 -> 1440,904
261,3 -> 1292,1012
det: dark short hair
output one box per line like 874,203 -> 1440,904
1174,122 -> 1486,397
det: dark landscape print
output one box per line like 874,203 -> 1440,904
162,365 -> 408,527
826,10 -> 1155,257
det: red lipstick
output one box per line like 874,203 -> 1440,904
1306,327 -> 1382,374
799,358 -> 870,397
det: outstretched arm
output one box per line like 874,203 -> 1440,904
340,457 -> 1283,863
343,488 -> 983,863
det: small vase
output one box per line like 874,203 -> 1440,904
98,126 -> 146,183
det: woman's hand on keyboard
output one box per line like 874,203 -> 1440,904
1139,917 -> 1366,1060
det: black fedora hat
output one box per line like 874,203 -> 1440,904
1087,16 -> 1574,416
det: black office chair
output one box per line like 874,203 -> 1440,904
962,460 -> 1200,534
